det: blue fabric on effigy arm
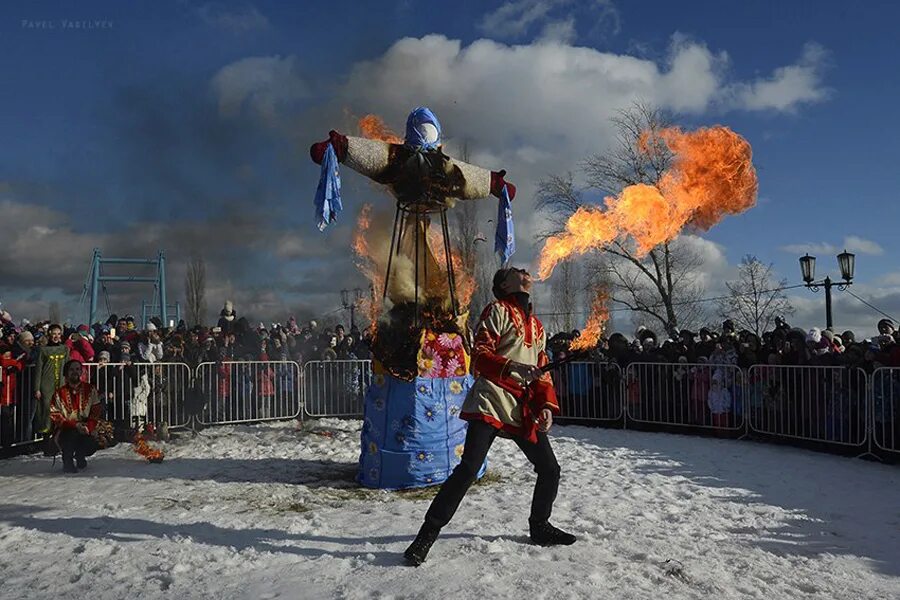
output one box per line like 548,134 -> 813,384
314,143 -> 342,231
358,373 -> 486,489
494,184 -> 515,266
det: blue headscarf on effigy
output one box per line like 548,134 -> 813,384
314,143 -> 342,231
405,107 -> 442,150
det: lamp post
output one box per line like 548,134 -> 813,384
799,250 -> 855,329
340,287 -> 364,329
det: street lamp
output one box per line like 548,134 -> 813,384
340,287 -> 364,329
799,250 -> 855,329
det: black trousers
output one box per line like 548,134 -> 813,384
58,428 -> 98,464
425,419 -> 561,529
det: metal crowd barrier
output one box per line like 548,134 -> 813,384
302,359 -> 372,418
624,362 -> 746,431
551,361 -> 623,421
746,365 -> 868,447
1,365 -> 40,448
870,367 -> 900,455
195,360 -> 302,426
84,362 -> 193,429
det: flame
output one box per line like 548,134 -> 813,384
358,114 -> 403,144
132,433 -> 164,463
537,126 -> 758,280
353,203 -> 384,325
570,289 -> 609,351
427,227 -> 476,312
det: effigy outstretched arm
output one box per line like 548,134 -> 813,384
446,157 -> 517,202
310,131 -> 390,179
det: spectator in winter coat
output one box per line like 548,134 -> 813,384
217,300 -> 236,335
16,331 -> 36,364
707,370 -> 732,430
1,346 -> 25,446
66,328 -> 95,365
92,327 -> 116,358
34,324 -> 70,436
138,327 -> 165,363
50,360 -> 101,473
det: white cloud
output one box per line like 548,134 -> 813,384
478,0 -> 620,41
727,42 -> 830,112
780,236 -> 883,257
844,235 -> 884,256
211,56 -> 309,122
196,3 -> 270,33
538,19 -> 577,45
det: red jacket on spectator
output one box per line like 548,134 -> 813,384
1,354 -> 25,407
66,336 -> 95,364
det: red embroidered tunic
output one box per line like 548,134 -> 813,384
460,299 -> 559,443
50,382 -> 101,433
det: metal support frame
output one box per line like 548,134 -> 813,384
85,248 -> 169,326
382,203 -> 460,329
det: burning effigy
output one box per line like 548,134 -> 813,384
310,107 -> 515,488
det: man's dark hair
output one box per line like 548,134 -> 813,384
63,359 -> 83,373
492,268 -> 516,300
49,323 -> 62,332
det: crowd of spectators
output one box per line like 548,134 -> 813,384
548,316 -> 900,373
0,300 -> 372,448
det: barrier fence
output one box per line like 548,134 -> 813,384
1,365 -> 37,449
195,361 -> 301,426
871,367 -> 900,455
552,361 -> 623,422
624,362 -> 746,431
302,360 -> 372,418
2,359 -> 899,460
84,362 -> 193,430
746,365 -> 868,447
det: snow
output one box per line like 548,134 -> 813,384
1,420 -> 898,600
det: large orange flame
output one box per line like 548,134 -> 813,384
537,126 -> 758,280
570,289 -> 609,351
358,114 -> 403,144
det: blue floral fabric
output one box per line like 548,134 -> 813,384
358,373 -> 486,489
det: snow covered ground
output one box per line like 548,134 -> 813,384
1,420 -> 898,600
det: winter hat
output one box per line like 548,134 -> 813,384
18,331 -> 34,344
146,322 -> 158,332
0,310 -> 11,323
877,318 -> 895,334
221,300 -> 235,321
98,350 -> 111,361
806,328 -> 822,345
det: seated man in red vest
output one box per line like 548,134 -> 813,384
405,267 -> 576,566
50,360 -> 101,473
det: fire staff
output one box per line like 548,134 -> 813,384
404,267 -> 576,566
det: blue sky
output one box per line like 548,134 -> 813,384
2,0 -> 899,334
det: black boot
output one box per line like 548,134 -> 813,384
529,520 -> 576,546
404,523 -> 440,566
62,453 -> 78,474
76,455 -> 87,470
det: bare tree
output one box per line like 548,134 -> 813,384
536,102 -> 706,337
185,254 -> 207,327
547,261 -> 580,334
716,255 -> 795,337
